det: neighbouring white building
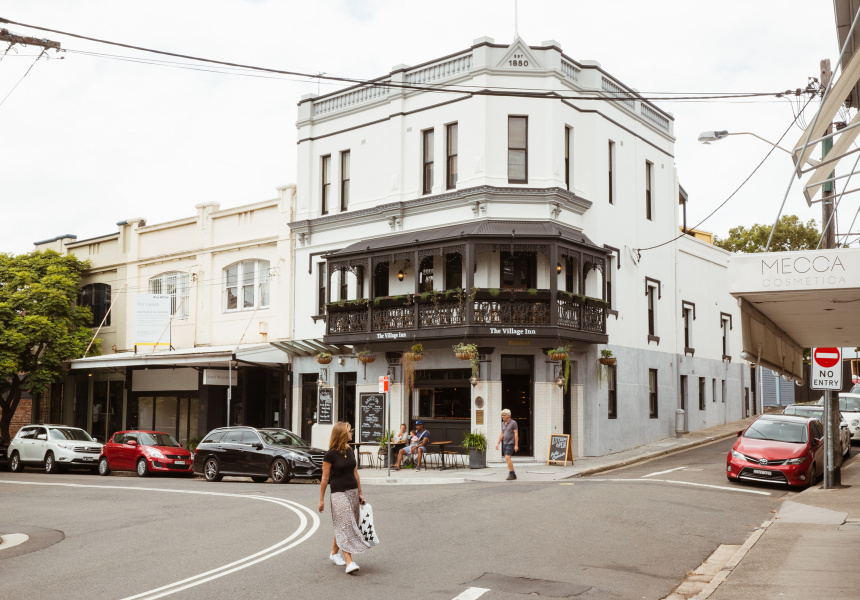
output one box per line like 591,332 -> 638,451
287,36 -> 754,461
34,190 -> 295,444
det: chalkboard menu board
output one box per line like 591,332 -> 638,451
318,388 -> 333,425
359,393 -> 385,443
547,433 -> 572,466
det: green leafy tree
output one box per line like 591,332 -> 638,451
0,250 -> 100,440
713,215 -> 822,253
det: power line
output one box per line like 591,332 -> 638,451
0,48 -> 45,108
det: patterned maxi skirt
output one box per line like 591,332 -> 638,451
330,488 -> 371,555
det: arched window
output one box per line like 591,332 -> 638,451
224,260 -> 270,311
79,283 -> 111,327
149,272 -> 191,319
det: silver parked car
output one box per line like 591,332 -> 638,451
782,405 -> 851,458
8,424 -> 103,474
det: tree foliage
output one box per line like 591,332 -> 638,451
0,250 -> 100,440
713,215 -> 822,253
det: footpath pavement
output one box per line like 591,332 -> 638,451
361,415 -> 860,600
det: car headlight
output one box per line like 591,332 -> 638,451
147,448 -> 165,459
785,456 -> 808,465
293,456 -> 312,466
56,443 -> 75,450
731,450 -> 744,460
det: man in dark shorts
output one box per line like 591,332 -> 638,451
495,408 -> 518,480
393,421 -> 430,472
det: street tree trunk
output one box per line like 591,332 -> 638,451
0,378 -> 23,441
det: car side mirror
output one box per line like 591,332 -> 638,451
254,443 -> 263,450
36,433 -> 47,440
127,440 -> 138,447
737,430 -> 744,437
812,438 -> 821,447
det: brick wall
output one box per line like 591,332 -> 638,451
8,397 -> 32,438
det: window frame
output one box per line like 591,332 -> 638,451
607,364 -> 617,419
79,282 -> 111,327
321,154 -> 331,215
223,260 -> 271,313
608,140 -> 615,204
699,377 -> 706,411
565,125 -> 573,191
149,271 -> 191,320
645,160 -> 654,220
507,115 -> 528,184
340,150 -> 350,211
422,129 -> 434,195
649,369 -> 658,418
317,262 -> 326,315
446,122 -> 458,190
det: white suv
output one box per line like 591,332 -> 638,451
9,425 -> 103,474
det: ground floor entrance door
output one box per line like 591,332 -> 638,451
501,355 -> 534,456
301,374 -> 317,442
337,372 -> 357,430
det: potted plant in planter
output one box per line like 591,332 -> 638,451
405,343 -> 423,361
400,343 -> 424,396
599,348 -> 616,366
546,346 -> 572,392
462,430 -> 488,469
376,429 -> 396,467
316,351 -> 332,364
453,343 -> 480,379
357,349 -> 376,364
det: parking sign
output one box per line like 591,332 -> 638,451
811,347 -> 842,390
378,375 -> 389,393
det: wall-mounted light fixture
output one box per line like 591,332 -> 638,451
557,263 -> 562,274
555,376 -> 565,388
397,270 -> 405,281
469,376 -> 478,387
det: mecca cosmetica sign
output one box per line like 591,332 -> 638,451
728,249 -> 860,293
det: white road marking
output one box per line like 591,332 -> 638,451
452,587 -> 491,600
641,466 -> 686,478
0,480 -> 320,599
592,478 -> 772,496
0,533 -> 29,550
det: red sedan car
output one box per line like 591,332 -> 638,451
99,430 -> 193,477
726,413 -> 824,488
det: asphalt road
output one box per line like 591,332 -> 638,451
0,438 -> 791,600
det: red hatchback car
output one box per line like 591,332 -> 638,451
99,430 -> 193,477
726,413 -> 824,488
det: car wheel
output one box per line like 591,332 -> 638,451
98,457 -> 111,476
808,462 -> 818,487
251,476 -> 268,483
44,452 -> 60,474
270,458 -> 291,484
10,451 -> 23,473
136,458 -> 149,477
204,458 -> 223,482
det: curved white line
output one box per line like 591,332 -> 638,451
0,480 -> 320,599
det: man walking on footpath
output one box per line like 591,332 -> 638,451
496,409 -> 518,480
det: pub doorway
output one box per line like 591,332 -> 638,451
501,355 -> 534,456
301,374 -> 318,441
337,372 -> 357,429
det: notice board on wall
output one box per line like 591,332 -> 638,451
317,388 -> 333,425
359,393 -> 384,443
547,433 -> 573,466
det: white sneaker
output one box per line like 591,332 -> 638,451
330,552 -> 346,566
345,562 -> 360,574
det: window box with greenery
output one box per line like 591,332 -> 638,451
327,298 -> 368,312
462,430 -> 488,469
316,351 -> 332,364
370,295 -> 413,309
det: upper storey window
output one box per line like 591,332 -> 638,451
321,155 -> 331,215
79,283 -> 110,327
340,150 -> 350,211
422,129 -> 434,195
645,160 -> 654,220
508,116 -> 528,183
446,123 -> 458,189
149,272 -> 190,319
224,260 -> 270,312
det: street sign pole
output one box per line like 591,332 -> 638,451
812,347 -> 843,489
824,389 -> 832,489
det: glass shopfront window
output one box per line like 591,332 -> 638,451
132,395 -> 198,442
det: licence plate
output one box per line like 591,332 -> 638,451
81,457 -> 94,462
753,469 -> 771,476
175,461 -> 185,465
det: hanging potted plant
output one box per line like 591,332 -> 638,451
405,343 -> 424,361
546,346 -> 572,392
357,349 -> 376,364
453,343 -> 480,379
461,430 -> 488,469
599,348 -> 616,366
316,351 -> 332,364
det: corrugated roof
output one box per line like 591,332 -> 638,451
329,220 -> 601,257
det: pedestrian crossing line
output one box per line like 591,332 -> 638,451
642,466 -> 687,478
452,587 -> 491,600
592,478 -> 772,495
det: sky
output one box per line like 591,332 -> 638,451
0,0 -> 844,254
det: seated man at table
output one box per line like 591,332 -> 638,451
393,421 -> 429,472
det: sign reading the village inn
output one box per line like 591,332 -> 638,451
728,249 -> 860,294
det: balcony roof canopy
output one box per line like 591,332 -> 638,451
327,220 -> 604,259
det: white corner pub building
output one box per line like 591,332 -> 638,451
287,36 -> 753,462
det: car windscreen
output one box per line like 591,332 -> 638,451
138,432 -> 181,447
744,420 -> 808,443
789,407 -> 824,421
259,430 -> 309,447
850,384 -> 860,394
839,396 -> 860,412
49,428 -> 94,442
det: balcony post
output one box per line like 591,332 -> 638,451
465,241 -> 474,326
550,244 -> 558,327
366,257 -> 372,333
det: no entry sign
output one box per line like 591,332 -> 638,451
811,347 -> 842,390
378,375 -> 389,394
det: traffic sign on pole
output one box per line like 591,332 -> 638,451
811,347 -> 842,390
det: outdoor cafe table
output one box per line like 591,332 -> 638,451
348,442 -> 378,469
429,441 -> 453,470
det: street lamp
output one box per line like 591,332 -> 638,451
698,130 -> 822,167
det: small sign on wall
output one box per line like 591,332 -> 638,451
476,409 -> 484,425
318,388 -> 333,424
203,368 -> 237,386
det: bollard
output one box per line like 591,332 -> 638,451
675,409 -> 686,438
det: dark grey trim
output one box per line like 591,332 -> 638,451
722,355 -> 732,362
560,100 -> 673,159
33,234 -> 78,246
603,244 -> 621,270
645,276 -> 662,299
720,311 -> 733,329
648,334 -> 660,345
65,232 -> 120,246
308,251 -> 336,274
682,300 -> 696,320
685,347 -> 695,356
607,309 -> 619,319
290,185 -> 592,230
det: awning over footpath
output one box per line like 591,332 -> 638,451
69,343 -> 292,370
728,248 -> 860,384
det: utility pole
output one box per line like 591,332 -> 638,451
819,58 -> 842,487
0,28 -> 61,51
